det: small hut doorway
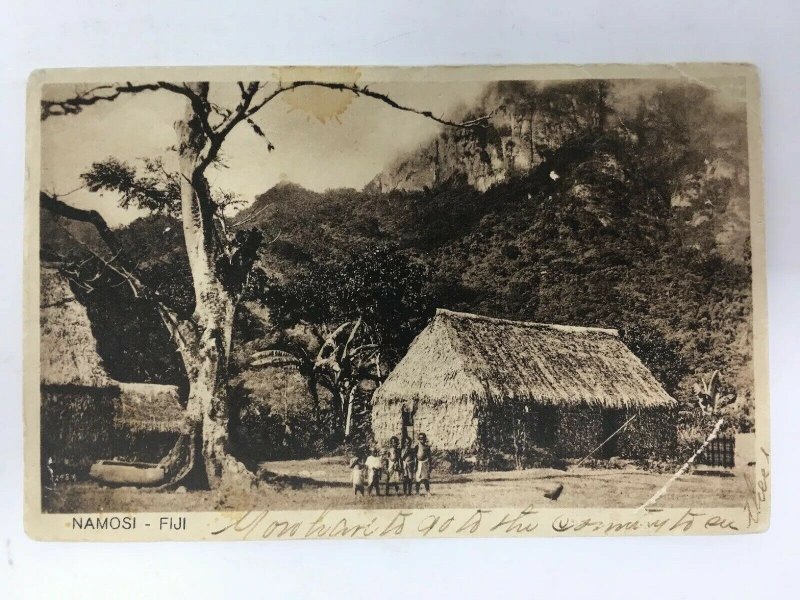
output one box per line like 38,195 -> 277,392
532,405 -> 558,448
600,409 -> 625,458
401,406 -> 415,443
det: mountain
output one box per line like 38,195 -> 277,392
233,80 -> 754,422
365,79 -> 751,265
41,78 -> 756,438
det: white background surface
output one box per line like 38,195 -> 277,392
1,1 -> 797,598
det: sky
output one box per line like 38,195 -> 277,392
39,72 -> 747,228
40,79 -> 487,226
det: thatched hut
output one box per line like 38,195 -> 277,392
372,309 -> 677,461
40,266 -> 186,477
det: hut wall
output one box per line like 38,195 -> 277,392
477,401 -> 544,459
553,405 -> 606,458
617,407 -> 677,460
415,398 -> 478,450
477,403 -> 608,462
41,385 -> 180,477
375,400 -> 675,463
479,403 -> 675,461
371,399 -> 402,446
372,397 -> 479,450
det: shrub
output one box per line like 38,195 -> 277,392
433,449 -> 474,474
475,448 -> 513,471
524,446 -> 568,470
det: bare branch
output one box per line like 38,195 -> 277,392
54,221 -> 142,298
52,183 -> 86,198
244,117 -> 276,152
162,81 -> 217,141
231,203 -> 272,228
40,192 -> 126,259
42,82 -> 161,119
41,81 -> 217,142
209,102 -> 233,121
198,82 -> 260,170
246,81 -> 492,129
40,191 -> 200,358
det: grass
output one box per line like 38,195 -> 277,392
42,455 -> 753,514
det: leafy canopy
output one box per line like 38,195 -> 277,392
80,157 -> 244,217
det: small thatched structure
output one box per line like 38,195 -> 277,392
40,267 -> 114,388
372,309 -> 677,461
40,266 -> 186,477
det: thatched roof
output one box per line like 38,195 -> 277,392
373,309 -> 676,409
40,266 -> 187,432
40,266 -> 114,387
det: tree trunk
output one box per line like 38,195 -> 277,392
322,385 -> 346,443
182,287 -> 253,488
174,85 -> 255,490
306,369 -> 322,432
343,386 -> 357,439
529,111 -> 535,171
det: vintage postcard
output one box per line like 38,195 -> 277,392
24,64 -> 769,541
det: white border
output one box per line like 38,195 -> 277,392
2,1 -> 798,598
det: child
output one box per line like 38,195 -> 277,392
415,433 -> 432,495
385,436 -> 402,496
350,457 -> 365,496
400,437 -> 415,495
364,446 -> 383,496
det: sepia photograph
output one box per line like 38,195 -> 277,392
24,64 -> 768,539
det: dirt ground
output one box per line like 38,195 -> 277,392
43,455 -> 753,513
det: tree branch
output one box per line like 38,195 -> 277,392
41,81 -> 217,148
40,191 -> 200,359
40,192 -> 126,259
196,82 -> 260,171
42,82 -> 161,119
246,81 -> 492,129
159,82 -> 216,141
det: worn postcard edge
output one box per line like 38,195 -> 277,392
22,63 -> 770,541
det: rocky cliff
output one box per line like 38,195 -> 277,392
366,106 -> 541,193
366,81 -> 610,193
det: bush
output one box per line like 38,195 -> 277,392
230,382 -> 327,461
524,446 -> 568,470
633,458 -> 680,474
433,449 -> 474,474
475,448 -> 513,471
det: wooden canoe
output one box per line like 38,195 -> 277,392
89,460 -> 167,487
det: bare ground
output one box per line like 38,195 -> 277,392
43,455 -> 752,513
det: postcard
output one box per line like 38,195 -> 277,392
24,64 -> 769,540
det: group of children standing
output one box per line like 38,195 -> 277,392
350,433 -> 432,496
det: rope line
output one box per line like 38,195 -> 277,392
573,413 -> 639,469
638,418 -> 725,510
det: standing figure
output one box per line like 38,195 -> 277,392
400,437 -> 416,495
350,457 -> 365,496
365,446 -> 383,496
385,436 -> 402,495
415,433 -> 432,495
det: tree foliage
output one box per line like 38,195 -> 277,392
80,157 -> 244,218
43,78 -> 756,463
232,79 -> 753,432
263,244 -> 431,365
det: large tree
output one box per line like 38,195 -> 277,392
41,80 -> 486,489
256,244 -> 430,440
